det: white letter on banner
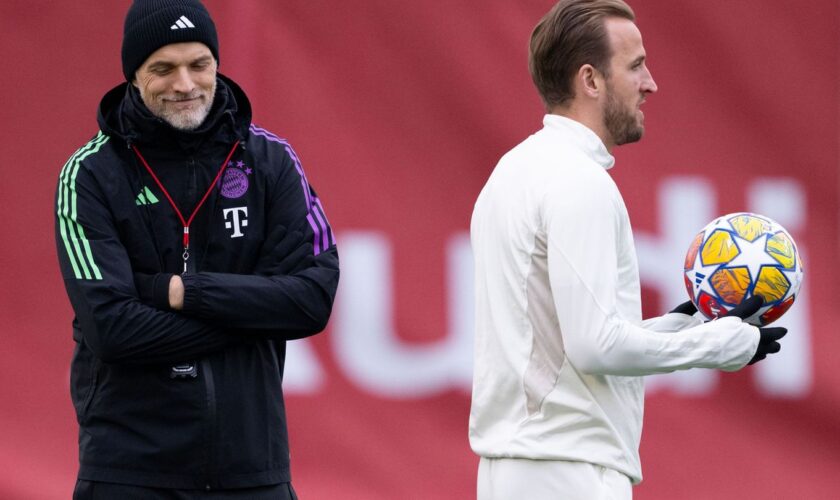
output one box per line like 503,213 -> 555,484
748,179 -> 811,397
638,177 -> 811,398
283,339 -> 325,394
331,231 -> 473,398
637,177 -> 720,395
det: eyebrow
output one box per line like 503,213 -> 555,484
630,55 -> 646,67
190,55 -> 214,65
147,55 -> 213,70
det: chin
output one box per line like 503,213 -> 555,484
163,112 -> 205,131
616,129 -> 644,146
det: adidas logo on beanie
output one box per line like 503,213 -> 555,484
121,0 -> 219,81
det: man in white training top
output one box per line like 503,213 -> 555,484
468,1 -> 787,498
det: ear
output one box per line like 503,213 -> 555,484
577,64 -> 605,99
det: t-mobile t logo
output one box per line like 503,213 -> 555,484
223,207 -> 248,238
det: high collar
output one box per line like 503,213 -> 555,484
97,73 -> 252,153
542,114 -> 615,170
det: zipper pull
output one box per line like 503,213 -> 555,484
182,227 -> 190,274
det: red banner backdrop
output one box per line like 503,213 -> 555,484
1,1 -> 838,498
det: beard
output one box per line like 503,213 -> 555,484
604,84 -> 643,146
140,79 -> 217,131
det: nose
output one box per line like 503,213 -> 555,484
643,67 -> 658,94
171,67 -> 195,94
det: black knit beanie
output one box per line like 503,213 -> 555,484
121,0 -> 219,81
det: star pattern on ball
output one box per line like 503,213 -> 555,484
684,213 -> 803,323
725,232 -> 781,287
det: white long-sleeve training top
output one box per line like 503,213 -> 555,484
468,114 -> 760,484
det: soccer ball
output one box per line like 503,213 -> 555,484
683,212 -> 803,325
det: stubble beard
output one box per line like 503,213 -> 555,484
604,84 -> 644,146
141,79 -> 217,131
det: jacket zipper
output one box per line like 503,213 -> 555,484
201,358 -> 217,490
186,158 -> 197,273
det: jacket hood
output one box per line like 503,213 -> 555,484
97,73 -> 252,150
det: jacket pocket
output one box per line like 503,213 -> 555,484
79,360 -> 101,424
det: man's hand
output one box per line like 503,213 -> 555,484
724,296 -> 787,364
169,275 -> 184,311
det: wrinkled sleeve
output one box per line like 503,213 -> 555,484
640,312 -> 703,333
179,138 -> 339,339
55,142 -> 237,365
543,168 -> 758,376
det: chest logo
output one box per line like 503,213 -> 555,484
135,186 -> 160,206
221,160 -> 252,199
223,207 -> 249,238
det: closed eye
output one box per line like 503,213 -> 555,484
191,56 -> 214,71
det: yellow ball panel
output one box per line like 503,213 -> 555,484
711,267 -> 750,305
754,267 -> 790,303
766,232 -> 795,269
701,230 -> 740,265
729,214 -> 771,242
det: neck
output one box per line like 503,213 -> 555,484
549,104 -> 613,153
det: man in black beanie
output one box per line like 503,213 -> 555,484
55,1 -> 339,498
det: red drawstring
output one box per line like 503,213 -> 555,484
132,141 -> 240,271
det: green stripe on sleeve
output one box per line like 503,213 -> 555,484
57,134 -> 102,279
57,131 -> 109,280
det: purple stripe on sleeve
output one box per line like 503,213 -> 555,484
306,213 -> 322,256
283,142 -> 301,164
250,129 -> 284,144
250,123 -> 334,253
249,123 -> 279,138
249,124 -> 288,144
249,124 -> 313,209
285,146 -> 312,209
251,124 -> 274,136
313,197 -> 336,245
311,206 -> 329,253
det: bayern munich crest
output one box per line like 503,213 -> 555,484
221,160 -> 252,199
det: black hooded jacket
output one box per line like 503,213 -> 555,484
55,74 -> 339,489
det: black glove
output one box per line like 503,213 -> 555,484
724,296 -> 787,365
669,301 -> 697,316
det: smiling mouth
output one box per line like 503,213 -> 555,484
164,93 -> 202,102
164,97 -> 202,109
